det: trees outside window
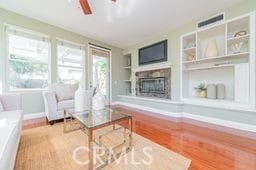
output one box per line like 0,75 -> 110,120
8,33 -> 49,90
57,41 -> 85,84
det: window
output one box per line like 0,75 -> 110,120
7,26 -> 50,90
57,40 -> 85,84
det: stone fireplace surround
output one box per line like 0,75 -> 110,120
135,68 -> 171,99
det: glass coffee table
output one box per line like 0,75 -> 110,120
63,107 -> 133,170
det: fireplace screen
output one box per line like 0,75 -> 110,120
140,77 -> 165,93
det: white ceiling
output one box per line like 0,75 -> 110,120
0,0 -> 244,49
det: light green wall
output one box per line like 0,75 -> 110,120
0,8 -> 124,114
124,0 -> 256,101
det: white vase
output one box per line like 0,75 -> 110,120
92,92 -> 106,110
205,39 -> 219,58
217,84 -> 225,99
74,87 -> 93,111
207,84 -> 217,99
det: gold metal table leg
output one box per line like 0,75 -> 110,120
64,110 -> 67,133
88,130 -> 93,170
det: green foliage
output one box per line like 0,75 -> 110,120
194,83 -> 206,92
9,54 -> 48,76
98,60 -> 107,73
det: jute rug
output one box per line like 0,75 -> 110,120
15,123 -> 191,170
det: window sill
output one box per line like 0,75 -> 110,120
7,88 -> 49,94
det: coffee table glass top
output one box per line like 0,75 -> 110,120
65,108 -> 131,129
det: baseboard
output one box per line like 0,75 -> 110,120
112,102 -> 256,138
23,112 -> 46,120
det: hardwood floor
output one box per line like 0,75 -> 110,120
22,107 -> 256,170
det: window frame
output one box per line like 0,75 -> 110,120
56,38 -> 86,85
5,25 -> 51,92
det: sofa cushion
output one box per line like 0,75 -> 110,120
51,84 -> 78,102
0,110 -> 23,125
57,100 -> 74,111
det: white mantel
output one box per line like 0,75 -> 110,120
133,62 -> 172,72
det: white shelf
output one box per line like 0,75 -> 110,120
183,52 -> 249,64
123,66 -> 131,69
182,98 -> 255,112
183,64 -> 234,71
181,13 -> 255,108
118,95 -> 183,105
227,34 -> 249,42
183,47 -> 196,52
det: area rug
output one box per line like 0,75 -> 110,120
15,123 -> 191,170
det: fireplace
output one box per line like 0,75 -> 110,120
135,68 -> 171,99
140,77 -> 165,93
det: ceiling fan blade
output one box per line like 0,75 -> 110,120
79,0 -> 92,15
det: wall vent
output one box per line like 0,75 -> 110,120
197,13 -> 225,29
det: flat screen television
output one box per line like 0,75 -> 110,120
139,40 -> 167,65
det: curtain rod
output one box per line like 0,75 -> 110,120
89,43 -> 111,51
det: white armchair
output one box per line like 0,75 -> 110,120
42,84 -> 78,125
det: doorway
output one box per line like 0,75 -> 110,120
88,45 -> 111,105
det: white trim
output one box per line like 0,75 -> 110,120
4,23 -> 50,41
112,101 -> 256,133
56,38 -> 86,49
88,44 -> 112,103
23,112 -> 45,120
182,112 -> 256,133
5,29 -> 51,92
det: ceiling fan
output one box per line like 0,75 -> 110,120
79,0 -> 116,15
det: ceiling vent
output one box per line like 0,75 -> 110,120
197,13 -> 225,29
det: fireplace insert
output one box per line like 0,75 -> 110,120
139,77 -> 165,94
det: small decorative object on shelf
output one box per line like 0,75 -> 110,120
195,83 -> 207,98
234,30 -> 247,37
217,84 -> 225,99
207,84 -> 217,99
231,42 -> 244,54
186,54 -> 196,61
205,39 -> 219,58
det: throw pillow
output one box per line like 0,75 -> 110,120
53,84 -> 79,102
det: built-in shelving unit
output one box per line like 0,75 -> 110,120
123,53 -> 132,95
181,12 -> 255,108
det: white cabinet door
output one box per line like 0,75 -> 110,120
234,63 -> 249,103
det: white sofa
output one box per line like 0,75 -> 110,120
0,94 -> 23,170
42,84 -> 78,125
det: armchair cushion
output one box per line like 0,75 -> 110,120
57,100 -> 74,111
0,94 -> 21,111
51,84 -> 78,102
0,110 -> 23,126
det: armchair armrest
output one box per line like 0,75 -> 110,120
42,91 -> 58,119
0,94 -> 21,111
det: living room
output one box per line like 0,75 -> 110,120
0,0 -> 256,169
